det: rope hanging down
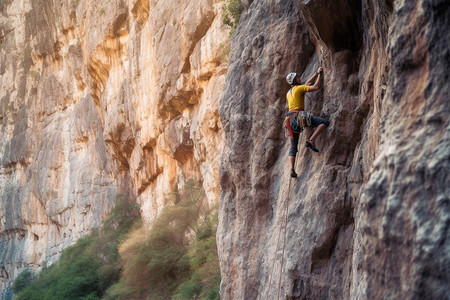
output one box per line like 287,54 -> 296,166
265,176 -> 292,300
266,53 -> 322,299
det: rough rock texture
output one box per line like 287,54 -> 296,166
0,0 -> 228,297
217,0 -> 449,299
1,0 -> 449,298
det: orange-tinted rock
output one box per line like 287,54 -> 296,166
0,0 -> 228,297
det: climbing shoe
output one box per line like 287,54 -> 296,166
305,140 -> 319,152
290,169 -> 297,178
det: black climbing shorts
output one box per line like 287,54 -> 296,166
310,115 -> 330,128
289,115 -> 330,156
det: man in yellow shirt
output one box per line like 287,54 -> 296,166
286,67 -> 330,178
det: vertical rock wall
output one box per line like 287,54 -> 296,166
1,0 -> 449,298
0,0 -> 228,297
217,0 -> 449,299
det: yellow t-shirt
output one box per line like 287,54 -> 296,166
287,85 -> 309,111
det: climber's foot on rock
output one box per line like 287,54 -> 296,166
305,140 -> 319,152
290,169 -> 297,178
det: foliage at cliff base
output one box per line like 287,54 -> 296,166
13,184 -> 220,300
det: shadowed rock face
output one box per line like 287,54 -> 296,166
217,0 -> 449,299
0,0 -> 228,297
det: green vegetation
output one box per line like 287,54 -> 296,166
218,42 -> 231,64
12,194 -> 140,300
13,183 -> 221,300
11,270 -> 33,294
172,213 -> 220,300
222,0 -> 243,35
106,181 -> 220,299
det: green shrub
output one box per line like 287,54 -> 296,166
218,42 -> 231,64
13,194 -> 140,300
172,210 -> 220,300
13,185 -> 221,300
111,181 -> 221,300
103,281 -> 136,300
172,279 -> 202,299
11,270 -> 33,293
14,235 -> 102,300
222,0 -> 243,34
116,184 -> 203,298
95,194 -> 141,291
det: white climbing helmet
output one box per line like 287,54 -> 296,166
286,72 -> 297,85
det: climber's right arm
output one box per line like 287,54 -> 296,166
308,72 -> 322,92
305,67 -> 323,88
305,73 -> 317,86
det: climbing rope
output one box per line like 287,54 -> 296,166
276,178 -> 291,299
265,53 -> 324,299
265,176 -> 292,300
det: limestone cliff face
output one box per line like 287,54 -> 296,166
1,0 -> 449,298
0,0 -> 228,296
217,0 -> 449,299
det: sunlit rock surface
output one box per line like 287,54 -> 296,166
1,0 -> 449,298
0,0 -> 228,297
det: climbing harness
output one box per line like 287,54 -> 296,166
265,176 -> 293,300
268,62 -> 323,299
284,110 -> 312,139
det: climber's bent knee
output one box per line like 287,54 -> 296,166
310,115 -> 330,128
289,147 -> 298,156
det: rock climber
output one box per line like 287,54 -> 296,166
285,67 -> 330,178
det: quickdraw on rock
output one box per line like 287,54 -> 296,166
284,110 -> 312,140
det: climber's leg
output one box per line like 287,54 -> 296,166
289,155 -> 296,170
308,116 -> 330,145
289,132 -> 299,177
309,124 -> 327,144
